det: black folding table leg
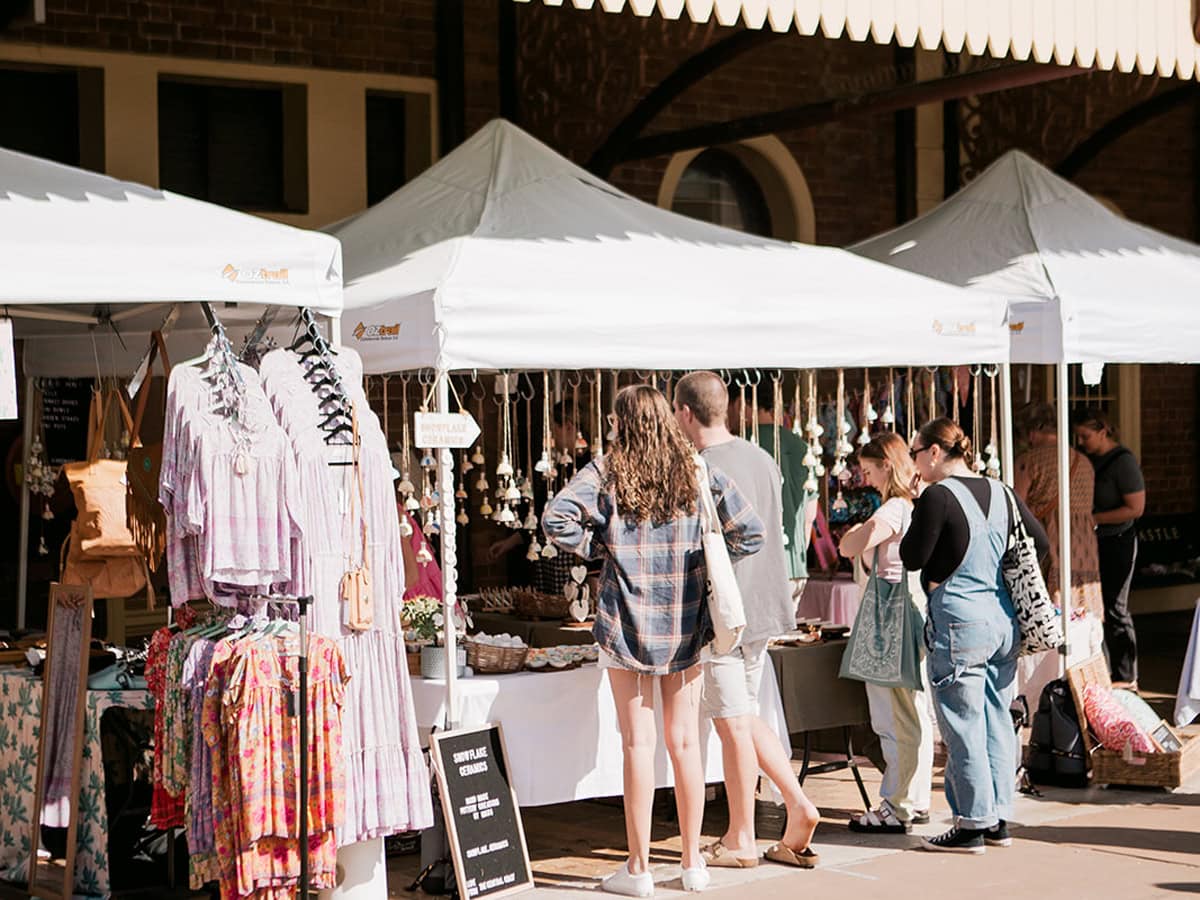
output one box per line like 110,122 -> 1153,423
798,731 -> 812,785
843,726 -> 872,810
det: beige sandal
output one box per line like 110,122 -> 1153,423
701,840 -> 760,869
763,843 -> 819,869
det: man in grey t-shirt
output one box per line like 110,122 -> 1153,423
674,371 -> 820,869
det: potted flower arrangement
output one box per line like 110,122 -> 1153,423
402,595 -> 472,679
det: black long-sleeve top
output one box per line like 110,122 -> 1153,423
899,476 -> 1051,587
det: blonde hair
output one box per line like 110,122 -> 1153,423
859,432 -> 917,502
604,385 -> 698,523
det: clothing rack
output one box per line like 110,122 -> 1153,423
249,593 -> 314,898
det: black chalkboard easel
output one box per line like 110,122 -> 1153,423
430,724 -> 533,900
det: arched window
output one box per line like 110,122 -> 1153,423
670,147 -> 773,237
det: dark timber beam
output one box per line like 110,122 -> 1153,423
587,28 -> 786,177
1055,83 -> 1196,179
499,0 -> 519,123
436,0 -> 466,155
622,62 -> 1087,163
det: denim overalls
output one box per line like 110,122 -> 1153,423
926,477 -> 1021,830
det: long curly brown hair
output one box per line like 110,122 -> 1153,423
604,384 -> 698,524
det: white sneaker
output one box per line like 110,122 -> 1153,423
601,863 -> 654,897
681,863 -> 711,892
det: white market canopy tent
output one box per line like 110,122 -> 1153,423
333,118 -> 1009,373
0,147 -> 343,376
851,149 -> 1200,365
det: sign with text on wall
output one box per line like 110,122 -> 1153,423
431,724 -> 533,900
414,411 -> 481,449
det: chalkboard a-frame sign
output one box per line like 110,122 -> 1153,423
430,724 -> 533,900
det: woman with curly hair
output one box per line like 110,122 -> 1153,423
543,384 -> 765,897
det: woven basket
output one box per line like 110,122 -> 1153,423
513,588 -> 570,620
465,640 -> 528,675
1067,655 -> 1200,788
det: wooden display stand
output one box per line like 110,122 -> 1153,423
1066,655 -> 1200,789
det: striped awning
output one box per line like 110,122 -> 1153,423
517,1 -> 1200,80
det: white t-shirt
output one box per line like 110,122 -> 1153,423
864,497 -> 912,584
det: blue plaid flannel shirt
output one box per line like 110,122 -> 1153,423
542,459 -> 765,674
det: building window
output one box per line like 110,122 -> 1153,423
366,93 -> 406,206
0,64 -> 104,171
158,77 -> 307,213
670,148 -> 772,237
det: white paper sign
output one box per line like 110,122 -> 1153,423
0,320 -> 16,420
414,411 -> 482,449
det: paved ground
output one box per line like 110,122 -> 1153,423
389,609 -> 1200,899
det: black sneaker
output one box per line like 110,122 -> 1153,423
985,821 -> 1012,847
919,825 -> 985,854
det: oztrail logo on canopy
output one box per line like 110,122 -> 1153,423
222,263 -> 290,285
352,322 -> 402,342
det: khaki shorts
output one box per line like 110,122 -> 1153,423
702,639 -> 770,720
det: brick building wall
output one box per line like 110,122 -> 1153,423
3,0 -> 438,74
1139,365 -> 1198,516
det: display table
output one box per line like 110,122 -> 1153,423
0,669 -> 153,898
470,612 -> 596,647
796,576 -> 861,627
767,640 -> 872,808
1175,598 -> 1200,727
411,661 -> 789,807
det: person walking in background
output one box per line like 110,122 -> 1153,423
1073,407 -> 1146,690
901,419 -> 1048,855
728,383 -> 818,600
1013,402 -> 1105,702
673,372 -> 822,872
543,384 -> 765,897
838,433 -> 933,835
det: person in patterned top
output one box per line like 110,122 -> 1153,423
543,384 -> 764,897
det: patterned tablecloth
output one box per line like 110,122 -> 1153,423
0,669 -> 153,898
796,576 -> 862,627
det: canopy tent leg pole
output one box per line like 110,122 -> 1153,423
437,373 -> 460,730
16,377 -> 33,631
1000,363 -> 1014,487
1056,363 -> 1072,677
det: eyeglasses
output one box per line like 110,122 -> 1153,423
909,444 -> 930,460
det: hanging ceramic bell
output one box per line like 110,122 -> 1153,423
805,420 -> 824,439
832,491 -> 848,513
455,485 -> 468,500
792,418 -> 803,436
416,544 -> 434,564
479,498 -> 494,516
456,510 -> 470,526
881,405 -> 895,425
803,474 -> 819,494
37,535 -> 48,556
557,449 -> 572,466
526,540 -> 542,562
497,505 -> 516,525
523,510 -> 538,531
984,441 -> 998,460
838,418 -> 852,435
866,403 -> 878,423
986,456 -> 1002,479
838,438 -> 854,456
404,495 -> 421,512
398,477 -> 415,494
471,447 -> 486,465
41,505 -> 54,521
504,484 -> 522,502
575,431 -> 588,450
830,459 -> 846,477
814,461 -> 826,477
520,480 -> 534,501
534,451 -> 551,474
496,454 -> 514,477
420,452 -> 436,469
972,455 -> 986,473
475,473 -> 489,492
399,515 -> 414,537
542,543 -> 558,559
856,430 -> 871,447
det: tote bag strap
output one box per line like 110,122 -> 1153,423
693,454 -> 721,536
129,330 -> 173,448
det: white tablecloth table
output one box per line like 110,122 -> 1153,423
411,661 -> 790,807
796,576 -> 861,627
1175,598 -> 1200,727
